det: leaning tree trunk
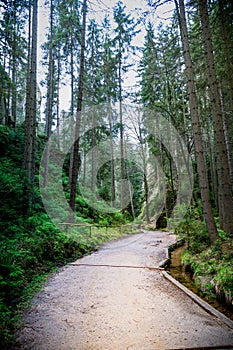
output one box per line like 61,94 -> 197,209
198,0 -> 233,234
175,0 -> 218,243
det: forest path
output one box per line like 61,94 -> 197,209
16,231 -> 233,350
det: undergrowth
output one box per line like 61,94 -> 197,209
0,125 -> 137,348
0,216 -> 136,348
175,216 -> 233,308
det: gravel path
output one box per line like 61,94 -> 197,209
15,231 -> 233,349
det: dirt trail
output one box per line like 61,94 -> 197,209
15,231 -> 233,349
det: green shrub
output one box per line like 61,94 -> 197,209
175,218 -> 210,254
214,264 -> 233,293
0,125 -> 139,347
180,228 -> 233,306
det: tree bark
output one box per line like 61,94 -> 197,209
56,48 -> 61,149
118,52 -> 125,213
23,0 -> 37,186
12,7 -> 17,129
218,0 -> 233,112
44,0 -> 54,187
198,0 -> 233,233
108,103 -> 116,206
175,0 -> 218,243
68,34 -> 75,188
69,0 -> 87,216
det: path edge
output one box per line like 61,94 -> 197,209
159,240 -> 233,330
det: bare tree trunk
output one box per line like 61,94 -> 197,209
44,0 -> 54,187
12,12 -> 17,129
140,133 -> 150,224
128,111 -> 150,223
91,107 -> 96,191
124,140 -> 135,220
29,0 -> 38,186
68,35 -> 75,188
218,0 -> 233,189
22,0 -> 32,172
175,0 -> 218,243
218,0 -> 233,111
108,102 -> 116,206
23,0 -> 38,211
118,57 -> 125,213
56,49 -> 61,149
198,0 -> 233,234
23,0 -> 37,179
219,83 -> 233,189
206,118 -> 218,211
69,0 -> 87,216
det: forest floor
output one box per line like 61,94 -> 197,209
14,231 -> 233,350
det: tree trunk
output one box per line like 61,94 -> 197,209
108,103 -> 116,206
23,0 -> 37,180
124,142 -> 135,220
118,53 -> 125,213
128,111 -> 150,224
206,118 -> 218,211
22,0 -> 31,171
218,0 -> 233,112
175,0 -> 218,243
218,0 -> 233,189
69,0 -> 87,216
12,13 -> 17,129
91,107 -> 97,191
22,0 -> 38,211
56,49 -> 61,149
198,0 -> 233,233
68,34 -> 75,188
44,0 -> 54,187
140,130 -> 150,224
219,83 -> 233,189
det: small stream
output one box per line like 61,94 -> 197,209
167,244 -> 233,321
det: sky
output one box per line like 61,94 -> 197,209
38,0 -> 175,113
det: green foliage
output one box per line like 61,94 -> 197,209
175,218 -> 210,254
0,125 -> 139,347
0,219 -> 86,346
214,264 -> 233,292
175,205 -> 233,304
181,226 -> 233,305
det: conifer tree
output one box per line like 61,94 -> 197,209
69,0 -> 87,215
101,15 -> 118,205
0,0 -> 28,126
23,0 -> 38,208
113,0 -> 139,212
84,19 -> 102,190
198,0 -> 233,234
43,0 -> 55,186
175,0 -> 218,242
